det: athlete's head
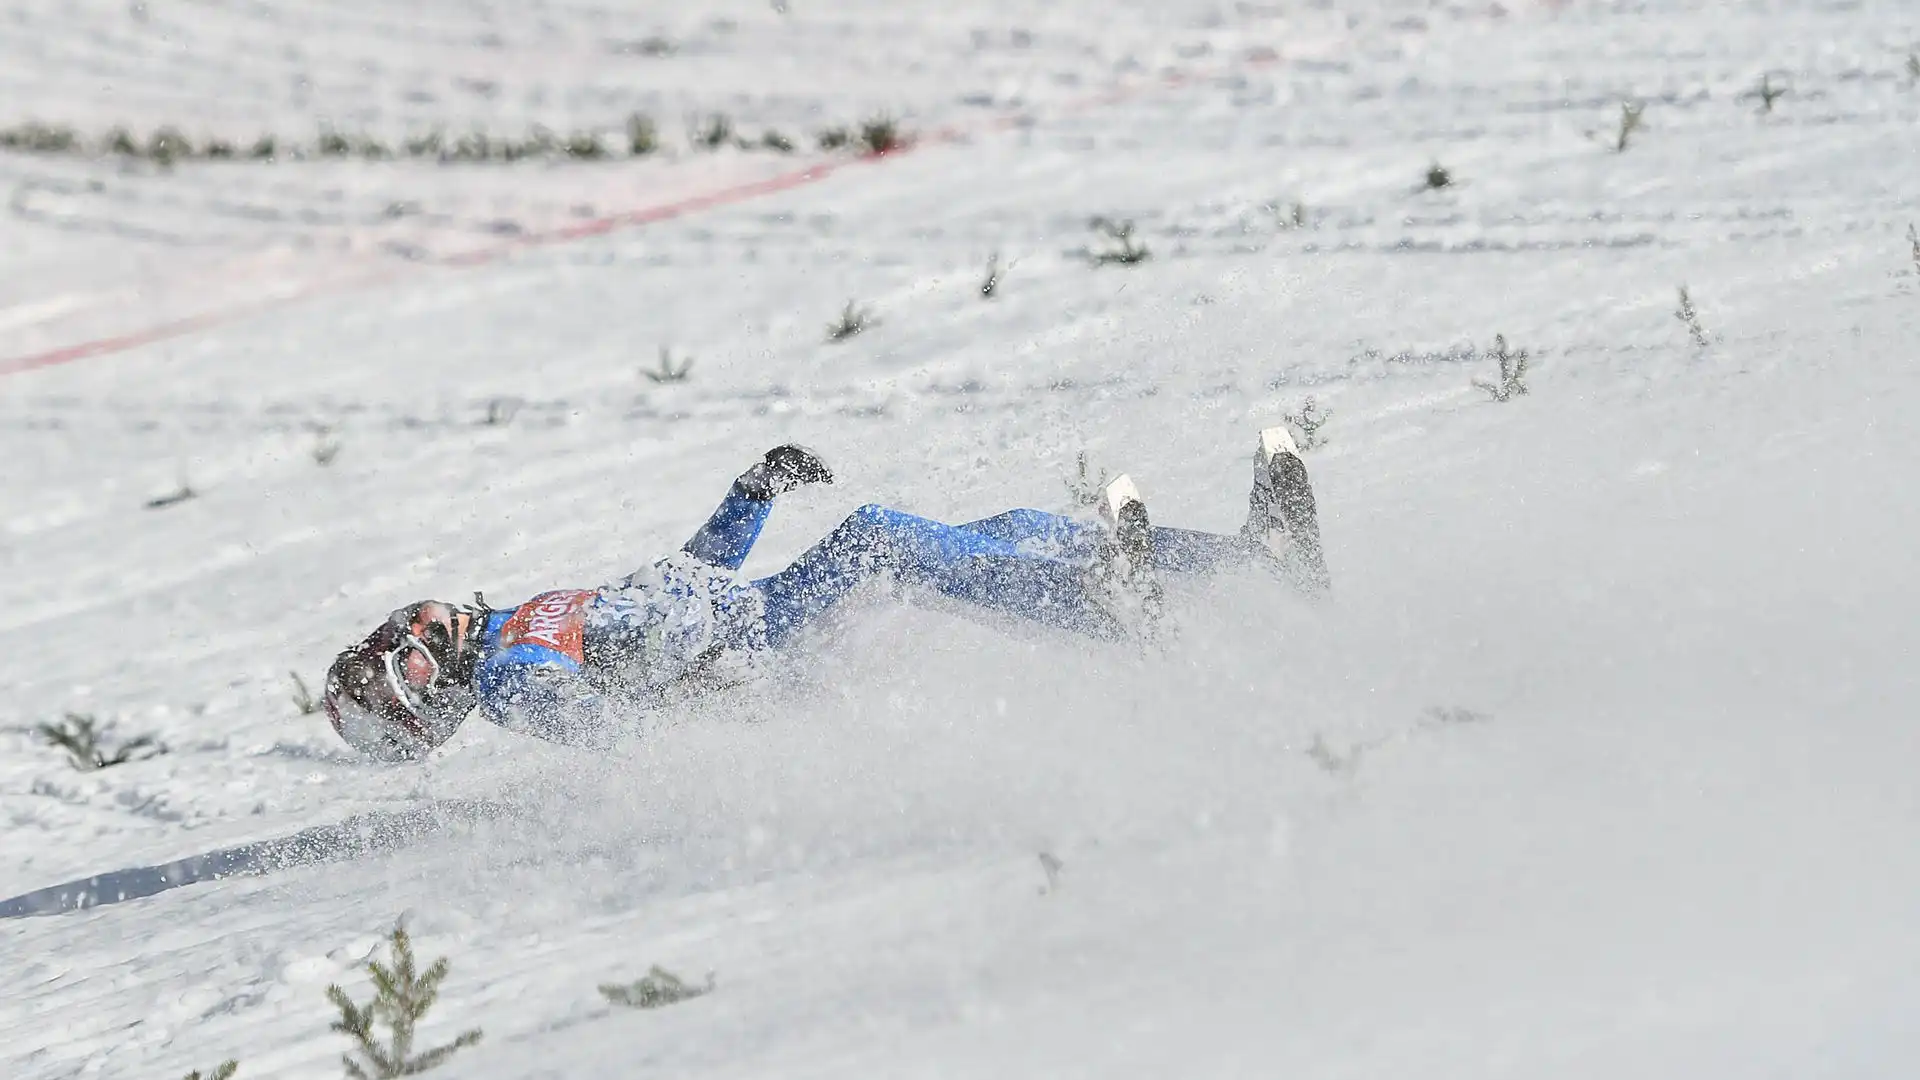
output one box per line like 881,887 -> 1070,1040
323,600 -> 480,762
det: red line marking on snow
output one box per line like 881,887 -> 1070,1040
0,281 -> 404,377
0,33 -> 1352,380
440,158 -> 867,267
1,305 -> 253,377
0,152 -> 919,379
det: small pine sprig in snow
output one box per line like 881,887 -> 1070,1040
290,671 -> 320,715
859,114 -> 905,155
562,130 -> 607,160
1037,851 -> 1064,894
1063,451 -> 1110,508
600,966 -> 714,1009
626,113 -> 658,156
312,428 -> 342,466
1088,217 -> 1150,266
643,346 -> 694,384
1471,335 -> 1530,402
326,923 -> 482,1079
146,478 -> 197,509
1750,73 -> 1788,114
37,713 -> 162,771
826,300 -> 874,342
1907,223 -> 1918,274
1306,733 -> 1363,777
184,1063 -> 238,1080
980,253 -> 1002,298
688,112 -> 735,151
1283,397 -> 1331,451
0,121 -> 79,152
1675,285 -> 1710,347
1612,100 -> 1645,152
483,397 -> 520,426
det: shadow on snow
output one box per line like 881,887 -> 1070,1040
0,799 -> 513,919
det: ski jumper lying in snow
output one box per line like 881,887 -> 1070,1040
322,429 -> 1329,761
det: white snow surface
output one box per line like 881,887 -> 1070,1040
4,1 -> 1920,1076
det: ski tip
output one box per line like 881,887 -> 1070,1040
1258,426 -> 1301,464
1099,473 -> 1145,527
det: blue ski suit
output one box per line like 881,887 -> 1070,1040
469,480 -> 1250,744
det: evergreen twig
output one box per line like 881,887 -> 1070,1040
626,113 -> 658,156
1613,100 -> 1645,151
644,347 -> 695,384
563,130 -> 607,160
146,480 -> 197,509
599,966 -> 713,1009
290,672 -> 319,715
1064,452 -> 1109,508
0,121 -> 78,152
483,398 -> 520,426
1284,397 -> 1332,450
826,301 -> 874,342
326,923 -> 482,1079
859,114 -> 903,155
1088,217 -> 1150,266
36,713 -> 161,771
1675,286 -> 1710,348
1471,334 -> 1531,402
688,113 -> 734,151
1037,851 -> 1064,893
312,429 -> 342,466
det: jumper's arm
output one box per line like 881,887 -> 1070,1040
681,481 -> 774,571
680,445 -> 834,571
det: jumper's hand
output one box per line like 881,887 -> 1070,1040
738,444 -> 833,499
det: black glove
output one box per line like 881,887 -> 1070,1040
737,444 -> 833,500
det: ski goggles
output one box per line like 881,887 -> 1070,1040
381,631 -> 442,723
378,603 -> 464,721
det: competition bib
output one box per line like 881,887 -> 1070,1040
497,589 -> 594,663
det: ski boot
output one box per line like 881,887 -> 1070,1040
1244,426 -> 1331,596
1086,473 -> 1166,636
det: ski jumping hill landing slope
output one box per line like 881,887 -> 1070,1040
2,1 -> 1917,1076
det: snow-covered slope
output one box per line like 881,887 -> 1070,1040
4,1 -> 1919,1076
